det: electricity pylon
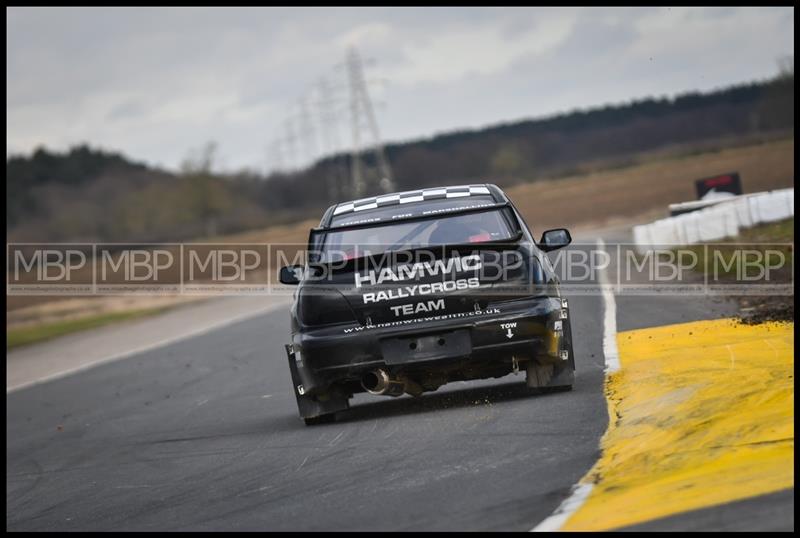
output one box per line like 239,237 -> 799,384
282,117 -> 299,172
315,76 -> 348,200
297,96 -> 319,167
268,139 -> 284,174
345,47 -> 394,198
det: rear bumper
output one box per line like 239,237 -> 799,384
287,296 -> 570,395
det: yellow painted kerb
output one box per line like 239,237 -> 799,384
562,318 -> 794,531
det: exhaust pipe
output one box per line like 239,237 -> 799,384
361,369 -> 422,397
361,369 -> 405,397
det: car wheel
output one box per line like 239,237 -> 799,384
542,384 -> 573,393
303,414 -> 336,426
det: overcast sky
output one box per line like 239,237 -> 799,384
7,7 -> 794,173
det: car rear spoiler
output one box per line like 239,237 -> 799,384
311,201 -> 514,234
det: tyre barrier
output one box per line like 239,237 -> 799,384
633,188 -> 794,252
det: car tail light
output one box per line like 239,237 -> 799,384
299,286 -> 357,327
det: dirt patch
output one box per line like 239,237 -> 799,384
734,296 -> 795,325
676,218 -> 794,326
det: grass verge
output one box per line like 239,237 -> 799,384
684,217 -> 794,279
7,307 -> 168,351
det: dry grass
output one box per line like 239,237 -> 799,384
218,137 -> 794,240
202,218 -> 321,244
7,306 -> 171,350
7,295 -> 206,330
507,137 -> 794,232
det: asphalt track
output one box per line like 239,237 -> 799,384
6,239 -> 793,531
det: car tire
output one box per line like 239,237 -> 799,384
541,384 -> 573,393
526,360 -> 575,390
303,414 -> 337,426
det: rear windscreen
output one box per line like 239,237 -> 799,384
320,207 -> 517,262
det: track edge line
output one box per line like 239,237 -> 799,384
529,237 -> 617,531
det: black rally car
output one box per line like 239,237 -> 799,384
279,184 -> 575,425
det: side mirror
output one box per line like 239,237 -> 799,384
279,265 -> 304,285
539,228 -> 572,252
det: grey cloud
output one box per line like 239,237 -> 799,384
6,7 -> 794,172
107,99 -> 146,121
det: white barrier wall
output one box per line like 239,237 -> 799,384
633,188 -> 794,252
749,188 -> 794,223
